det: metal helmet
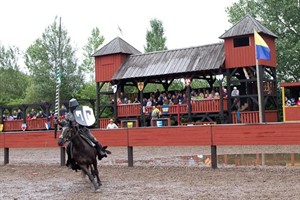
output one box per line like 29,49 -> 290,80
69,98 -> 79,109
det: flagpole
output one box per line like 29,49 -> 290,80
254,29 -> 263,123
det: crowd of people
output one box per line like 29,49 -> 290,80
1,105 -> 68,122
115,87 -> 229,108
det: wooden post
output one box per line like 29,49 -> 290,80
4,148 -> 9,165
291,153 -> 295,166
60,147 -> 65,166
211,145 -> 217,169
224,154 -> 228,165
128,146 -> 133,167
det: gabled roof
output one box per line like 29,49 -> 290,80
219,14 -> 277,39
92,37 -> 141,57
112,43 -> 224,81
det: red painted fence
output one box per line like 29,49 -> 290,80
1,122 -> 299,148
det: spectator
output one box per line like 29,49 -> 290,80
17,109 -> 23,119
36,110 -> 47,118
6,115 -> 14,121
29,108 -> 36,119
48,110 -> 54,119
117,98 -> 122,105
146,98 -> 152,107
231,86 -> 240,109
60,105 -> 67,117
297,97 -> 300,106
106,119 -> 119,129
151,105 -> 161,120
26,114 -> 31,120
12,110 -> 18,120
133,97 -> 140,103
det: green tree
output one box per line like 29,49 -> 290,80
24,17 -> 83,103
0,44 -> 29,104
82,27 -> 105,82
144,18 -> 168,52
226,0 -> 300,82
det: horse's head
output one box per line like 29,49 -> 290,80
58,126 -> 75,146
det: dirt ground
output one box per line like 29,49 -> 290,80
1,146 -> 300,200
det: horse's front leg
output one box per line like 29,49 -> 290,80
93,161 -> 102,187
80,165 -> 100,191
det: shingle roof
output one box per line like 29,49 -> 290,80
92,37 -> 141,57
219,14 -> 277,39
112,43 -> 224,81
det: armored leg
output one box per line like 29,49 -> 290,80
95,142 -> 107,160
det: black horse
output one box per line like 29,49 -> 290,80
58,126 -> 102,191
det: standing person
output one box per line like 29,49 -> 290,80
106,119 -> 119,129
151,105 -> 161,120
17,109 -> 23,120
231,86 -> 240,109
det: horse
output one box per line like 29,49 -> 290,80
58,126 -> 102,191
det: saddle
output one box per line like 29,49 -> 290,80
79,134 -> 95,147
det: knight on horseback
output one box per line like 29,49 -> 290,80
57,98 -> 110,169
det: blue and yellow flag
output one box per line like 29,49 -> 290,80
254,30 -> 271,60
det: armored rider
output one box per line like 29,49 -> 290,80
58,98 -> 109,169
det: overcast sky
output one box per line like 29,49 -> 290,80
0,0 -> 238,59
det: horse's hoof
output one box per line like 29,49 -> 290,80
94,186 -> 100,192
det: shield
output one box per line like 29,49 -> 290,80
137,82 -> 144,91
112,85 -> 117,93
73,106 -> 96,126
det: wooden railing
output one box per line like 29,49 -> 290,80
2,118 -> 54,132
192,99 -> 228,113
117,99 -> 228,117
117,103 -> 141,117
231,110 -> 278,124
2,120 -> 23,131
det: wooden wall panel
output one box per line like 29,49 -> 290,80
212,123 -> 300,145
224,35 -> 276,69
128,126 -> 211,146
4,131 -> 58,148
0,133 -> 4,148
92,129 -> 128,146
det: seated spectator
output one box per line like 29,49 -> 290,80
146,98 -> 152,107
163,96 -> 169,105
214,92 -> 220,99
48,111 -> 54,119
36,110 -> 47,118
26,114 -> 31,120
297,97 -> 300,106
290,98 -> 296,106
60,105 -> 67,117
29,108 -> 36,119
6,115 -> 14,121
12,110 -> 18,120
2,114 -> 6,121
106,119 -> 119,129
133,97 -> 140,103
117,98 -> 122,105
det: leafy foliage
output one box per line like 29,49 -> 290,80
144,18 -> 168,52
81,27 -> 105,82
226,0 -> 300,82
0,44 -> 29,105
24,17 -> 83,103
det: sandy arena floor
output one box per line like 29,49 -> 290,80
1,146 -> 300,200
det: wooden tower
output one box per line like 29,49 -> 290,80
92,37 -> 141,126
219,14 -> 278,122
